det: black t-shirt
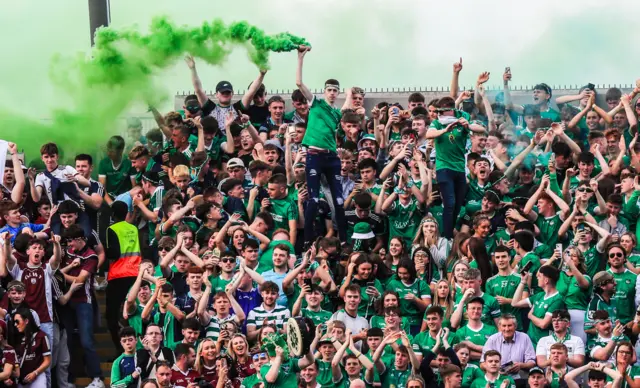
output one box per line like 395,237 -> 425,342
246,104 -> 270,126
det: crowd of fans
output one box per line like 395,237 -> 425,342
2,46 -> 640,388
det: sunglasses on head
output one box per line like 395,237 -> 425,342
609,252 -> 624,258
252,353 -> 268,361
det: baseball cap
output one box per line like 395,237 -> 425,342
216,81 -> 234,93
593,271 -> 614,288
142,171 -> 160,186
529,367 -> 544,376
226,158 -> 245,170
264,139 -> 284,153
7,280 -> 25,291
467,296 -> 485,306
357,134 -> 377,150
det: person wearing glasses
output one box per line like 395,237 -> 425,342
535,310 -> 585,369
240,351 -> 269,388
605,244 -> 638,329
585,272 -> 620,336
609,341 -> 640,388
136,324 -> 175,381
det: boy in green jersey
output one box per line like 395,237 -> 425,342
365,332 -> 420,388
585,271 -> 619,336
513,230 -> 542,293
564,362 -> 624,388
295,45 -> 348,244
512,266 -> 565,347
134,171 -> 164,244
451,297 -> 497,366
523,174 -> 571,250
453,343 -> 483,388
450,268 -> 501,329
586,310 -> 629,365
292,284 -> 332,327
544,343 -> 571,388
379,171 -> 425,249
470,350 -> 516,388
425,96 -> 486,239
263,173 -> 298,245
99,136 -> 135,204
412,306 -> 452,362
485,246 -> 529,330
605,245 -> 638,325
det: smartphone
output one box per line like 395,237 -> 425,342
577,223 -> 585,231
519,261 -> 534,275
505,67 -> 511,73
303,278 -> 313,288
500,361 -> 514,373
555,243 -> 563,254
392,107 -> 399,115
587,83 -> 595,90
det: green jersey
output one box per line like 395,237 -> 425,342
111,353 -> 137,388
379,361 -> 412,388
453,323 -> 498,365
339,278 -> 383,318
209,274 -> 233,293
411,330 -> 453,358
470,375 -> 515,388
146,186 -> 164,243
302,97 -> 342,152
606,365 -> 640,388
535,213 -> 563,248
431,110 -> 472,173
548,367 -> 571,388
585,293 -> 618,331
485,273 -> 524,329
461,364 -> 483,388
370,315 -> 411,333
316,359 -> 334,388
453,292 -> 501,328
388,198 -> 423,248
256,240 -> 295,274
556,272 -> 591,310
526,291 -> 565,346
516,252 -> 542,293
607,268 -> 637,324
385,278 -> 431,325
260,358 -> 300,388
587,334 -> 630,363
241,373 -> 262,388
301,308 -> 333,327
465,178 -> 486,214
98,157 -> 134,198
268,197 -> 299,231
583,246 -> 603,278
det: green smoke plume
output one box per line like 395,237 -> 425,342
0,17 -> 309,166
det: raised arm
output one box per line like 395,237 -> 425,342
7,143 -> 25,203
241,70 -> 267,109
511,273 -> 532,308
240,259 -> 265,286
621,94 -> 638,134
185,55 -> 208,105
449,58 -> 462,98
502,69 -> 523,114
221,113 -> 236,154
295,46 -> 314,102
504,138 -> 536,179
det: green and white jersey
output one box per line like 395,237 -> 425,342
485,274 -> 524,329
547,366 -> 571,388
465,178 -> 486,213
98,157 -> 134,198
583,245 -> 603,278
411,330 -> 453,357
146,185 -> 164,243
388,198 -> 423,248
378,361 -> 412,388
585,294 -> 617,331
246,304 -> 291,332
525,291 -> 565,346
241,372 -> 262,388
302,96 -> 342,152
316,359 -> 334,388
260,358 -> 300,388
203,314 -> 237,341
385,278 -> 431,325
301,308 -> 333,327
469,374 -> 515,388
461,364 -> 484,388
556,272 -> 591,311
606,365 -> 640,388
587,334 -> 630,364
607,268 -> 637,324
430,110 -> 471,173
453,292 -> 501,328
268,197 -> 299,231
535,213 -> 563,249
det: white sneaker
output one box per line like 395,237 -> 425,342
87,378 -> 105,388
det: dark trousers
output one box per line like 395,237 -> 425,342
304,150 -> 346,243
436,168 -> 467,239
105,276 -> 137,353
62,302 -> 103,378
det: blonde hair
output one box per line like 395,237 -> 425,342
194,338 -> 216,374
173,164 -> 190,178
433,279 -> 454,322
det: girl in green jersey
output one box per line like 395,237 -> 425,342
383,237 -> 408,275
339,256 -> 383,319
370,291 -> 411,333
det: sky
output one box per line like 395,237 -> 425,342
0,0 -> 638,117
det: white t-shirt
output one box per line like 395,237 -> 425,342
34,165 -> 78,204
329,310 -> 369,350
536,334 -> 585,359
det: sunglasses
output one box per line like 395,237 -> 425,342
576,187 -> 594,193
159,246 -> 173,252
252,353 -> 268,361
609,252 -> 624,258
221,258 -> 235,264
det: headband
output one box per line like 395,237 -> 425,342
325,84 -> 340,90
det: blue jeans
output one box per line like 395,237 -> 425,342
63,302 -> 102,378
436,168 -> 467,239
304,150 -> 346,243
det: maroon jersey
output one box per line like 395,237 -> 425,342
17,331 -> 51,375
202,363 -> 242,388
236,357 -> 256,379
9,264 -> 54,323
1,345 -> 16,367
171,366 -> 200,387
64,246 -> 99,303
